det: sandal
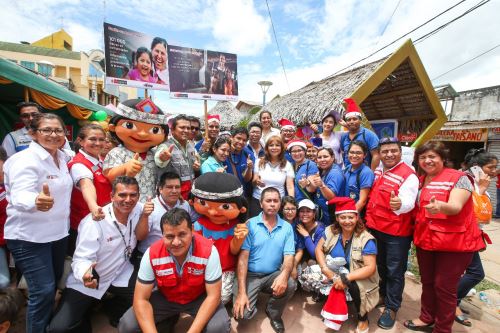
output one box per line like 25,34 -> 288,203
403,320 -> 434,332
455,315 -> 472,327
355,320 -> 369,333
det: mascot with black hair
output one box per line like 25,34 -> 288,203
103,98 -> 169,202
191,172 -> 249,304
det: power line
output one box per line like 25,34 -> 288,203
373,0 -> 403,49
431,42 -> 500,81
327,0 -> 469,78
265,0 -> 291,93
414,0 -> 490,44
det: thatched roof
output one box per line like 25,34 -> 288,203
251,40 -> 447,147
253,57 -> 387,125
207,101 -> 247,129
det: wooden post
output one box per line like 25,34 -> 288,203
144,89 -> 148,99
204,99 -> 209,140
24,87 -> 29,102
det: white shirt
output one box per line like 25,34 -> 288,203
378,161 -> 419,215
259,127 -> 280,147
4,141 -> 73,242
66,202 -> 144,299
70,150 -> 101,186
253,160 -> 295,199
139,196 -> 198,253
2,127 -> 32,157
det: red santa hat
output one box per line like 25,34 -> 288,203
343,98 -> 362,120
321,288 -> 348,330
207,114 -> 221,124
327,197 -> 358,215
278,118 -> 295,130
287,139 -> 307,152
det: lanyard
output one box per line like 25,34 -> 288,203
158,195 -> 176,212
110,207 -> 133,260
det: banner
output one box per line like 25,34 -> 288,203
168,45 -> 238,101
104,23 -> 170,91
433,128 -> 487,142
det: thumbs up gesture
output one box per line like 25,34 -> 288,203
246,155 -> 253,171
389,190 -> 402,211
192,153 -> 201,171
35,183 -> 54,211
424,196 -> 441,215
159,144 -> 175,162
142,196 -> 154,217
234,221 -> 249,240
125,153 -> 143,177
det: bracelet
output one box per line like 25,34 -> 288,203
340,273 -> 351,286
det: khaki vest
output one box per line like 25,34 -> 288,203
323,227 -> 380,316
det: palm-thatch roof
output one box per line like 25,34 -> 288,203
253,39 -> 446,146
207,101 -> 247,129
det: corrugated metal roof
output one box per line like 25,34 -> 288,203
0,41 -> 80,60
441,120 -> 500,130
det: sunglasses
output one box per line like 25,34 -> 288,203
379,137 -> 399,144
191,126 -> 200,131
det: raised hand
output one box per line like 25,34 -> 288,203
91,206 -> 105,221
125,153 -> 143,177
234,221 -> 249,240
35,183 -> 54,212
142,196 -> 154,217
424,196 -> 441,215
246,155 -> 253,171
159,144 -> 175,162
192,153 -> 201,171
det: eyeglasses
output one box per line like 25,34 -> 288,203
283,208 -> 297,212
348,151 -> 364,155
20,112 -> 40,119
191,126 -> 200,131
37,128 -> 66,136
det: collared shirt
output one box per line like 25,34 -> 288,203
4,141 -> 73,243
70,150 -> 102,186
260,127 -> 280,146
246,143 -> 264,162
293,159 -> 319,202
241,213 -> 295,274
2,127 -> 32,157
325,233 -> 377,266
103,146 -> 156,202
341,127 -> 379,168
225,149 -> 250,184
139,196 -> 199,253
317,165 -> 345,225
321,131 -> 344,167
66,202 -> 143,299
138,243 -> 222,283
155,138 -> 196,182
201,156 -> 226,174
253,161 -> 295,200
342,164 -> 374,202
376,161 -> 419,215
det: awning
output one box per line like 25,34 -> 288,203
0,57 -> 107,119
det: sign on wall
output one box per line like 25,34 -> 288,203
433,128 -> 487,142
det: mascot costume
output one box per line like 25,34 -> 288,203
191,172 -> 249,304
103,98 -> 168,202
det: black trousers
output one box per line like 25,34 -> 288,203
348,281 -> 368,322
47,270 -> 136,333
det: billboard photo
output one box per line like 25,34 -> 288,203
104,23 -> 170,91
168,45 -> 238,101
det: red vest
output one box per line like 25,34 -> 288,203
365,162 -> 415,236
149,234 -> 213,304
414,168 -> 484,252
68,152 -> 112,230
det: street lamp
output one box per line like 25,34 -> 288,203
258,80 -> 273,106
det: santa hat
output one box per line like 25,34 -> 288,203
321,288 -> 348,330
287,139 -> 306,152
278,118 -> 295,130
343,98 -> 362,120
327,197 -> 358,215
207,114 -> 221,124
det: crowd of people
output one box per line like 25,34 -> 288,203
0,98 -> 498,333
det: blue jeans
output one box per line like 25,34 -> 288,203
7,237 -> 68,333
0,246 -> 10,288
370,229 -> 412,311
457,251 -> 484,305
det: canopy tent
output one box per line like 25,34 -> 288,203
0,57 -> 108,140
253,39 -> 446,147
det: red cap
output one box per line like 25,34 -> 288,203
327,197 -> 358,215
287,139 -> 306,152
207,114 -> 221,124
343,98 -> 361,119
278,118 -> 295,130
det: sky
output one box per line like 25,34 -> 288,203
0,0 -> 499,117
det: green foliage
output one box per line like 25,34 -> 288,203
248,105 -> 262,115
237,117 -> 251,128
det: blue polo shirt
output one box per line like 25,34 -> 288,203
325,233 -> 377,266
341,127 -> 379,168
201,156 -> 226,174
293,159 -> 319,202
225,149 -> 250,185
316,165 -> 345,225
241,213 -> 295,274
246,144 -> 264,161
342,164 -> 374,202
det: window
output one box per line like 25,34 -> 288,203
38,63 -> 53,76
21,61 -> 35,70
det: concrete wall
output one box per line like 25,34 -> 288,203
450,85 -> 500,121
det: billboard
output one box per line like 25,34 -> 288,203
168,45 -> 238,101
103,23 -> 170,91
